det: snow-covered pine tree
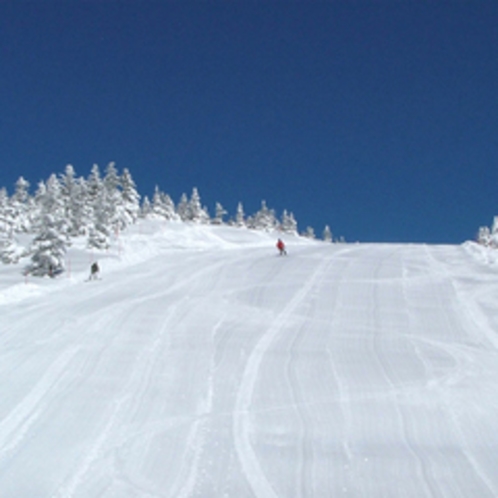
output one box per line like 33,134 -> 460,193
87,225 -> 110,251
60,164 -> 76,196
177,193 -> 189,221
32,181 -> 47,231
87,191 -> 111,250
212,202 -> 227,225
323,225 -> 333,242
477,217 -> 498,247
303,226 -> 316,239
151,187 -> 177,220
161,193 -> 178,220
74,176 -> 94,235
103,162 -> 121,193
188,187 -> 210,223
281,210 -> 298,234
103,162 -> 125,232
151,187 -> 165,219
0,187 -> 13,234
60,164 -> 78,235
31,175 -> 69,241
60,164 -> 90,236
25,214 -> 67,277
0,195 -> 23,263
140,196 -> 152,218
46,173 -> 68,237
491,216 -> 498,236
9,176 -> 32,233
87,164 -> 104,206
235,202 -> 246,227
477,226 -> 491,246
251,201 -> 278,231
120,168 -> 141,225
0,234 -> 26,264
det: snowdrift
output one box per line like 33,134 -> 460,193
1,220 -> 498,497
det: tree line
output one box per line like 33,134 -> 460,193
0,163 -> 335,277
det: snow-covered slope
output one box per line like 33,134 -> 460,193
1,221 -> 498,497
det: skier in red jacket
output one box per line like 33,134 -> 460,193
276,238 -> 287,256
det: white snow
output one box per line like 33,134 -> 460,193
1,220 -> 498,497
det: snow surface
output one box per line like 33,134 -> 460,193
1,220 -> 498,497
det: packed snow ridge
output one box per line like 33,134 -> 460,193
1,220 -> 498,498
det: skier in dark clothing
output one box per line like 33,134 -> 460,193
276,239 -> 287,256
89,262 -> 100,280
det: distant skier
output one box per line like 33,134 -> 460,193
276,238 -> 287,256
89,261 -> 100,280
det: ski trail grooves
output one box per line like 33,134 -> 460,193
52,304 -> 175,498
233,257 -> 329,497
0,347 -> 79,461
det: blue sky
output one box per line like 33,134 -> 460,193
1,1 -> 497,243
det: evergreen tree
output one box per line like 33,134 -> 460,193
60,164 -> 77,204
177,193 -> 189,221
87,164 -> 104,206
32,181 -> 47,231
60,164 -> 76,234
213,202 -> 227,225
87,225 -> 111,251
323,225 -> 333,242
251,201 -> 278,231
32,176 -> 68,239
60,164 -> 89,236
281,210 -> 298,234
161,193 -> 177,220
151,187 -> 177,220
121,168 -> 141,224
492,216 -> 498,236
103,162 -> 124,232
9,176 -> 32,232
188,187 -> 209,223
0,188 -> 13,234
12,176 -> 30,203
477,226 -> 491,246
0,233 -> 26,264
140,196 -> 152,218
87,192 -> 111,250
74,177 -> 94,235
235,202 -> 246,227
0,197 -> 21,263
478,217 -> 498,247
303,226 -> 316,239
46,174 -> 67,232
104,162 -> 121,192
26,214 -> 67,277
151,187 -> 165,218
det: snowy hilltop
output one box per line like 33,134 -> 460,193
1,219 -> 498,497
0,163 -> 334,278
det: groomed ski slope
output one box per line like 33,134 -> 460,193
1,221 -> 498,497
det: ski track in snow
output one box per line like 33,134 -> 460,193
420,245 -> 498,497
52,251 -> 250,498
2,224 -> 498,497
0,346 -> 80,462
233,255 -> 330,498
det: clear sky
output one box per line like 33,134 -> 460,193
1,1 -> 497,243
